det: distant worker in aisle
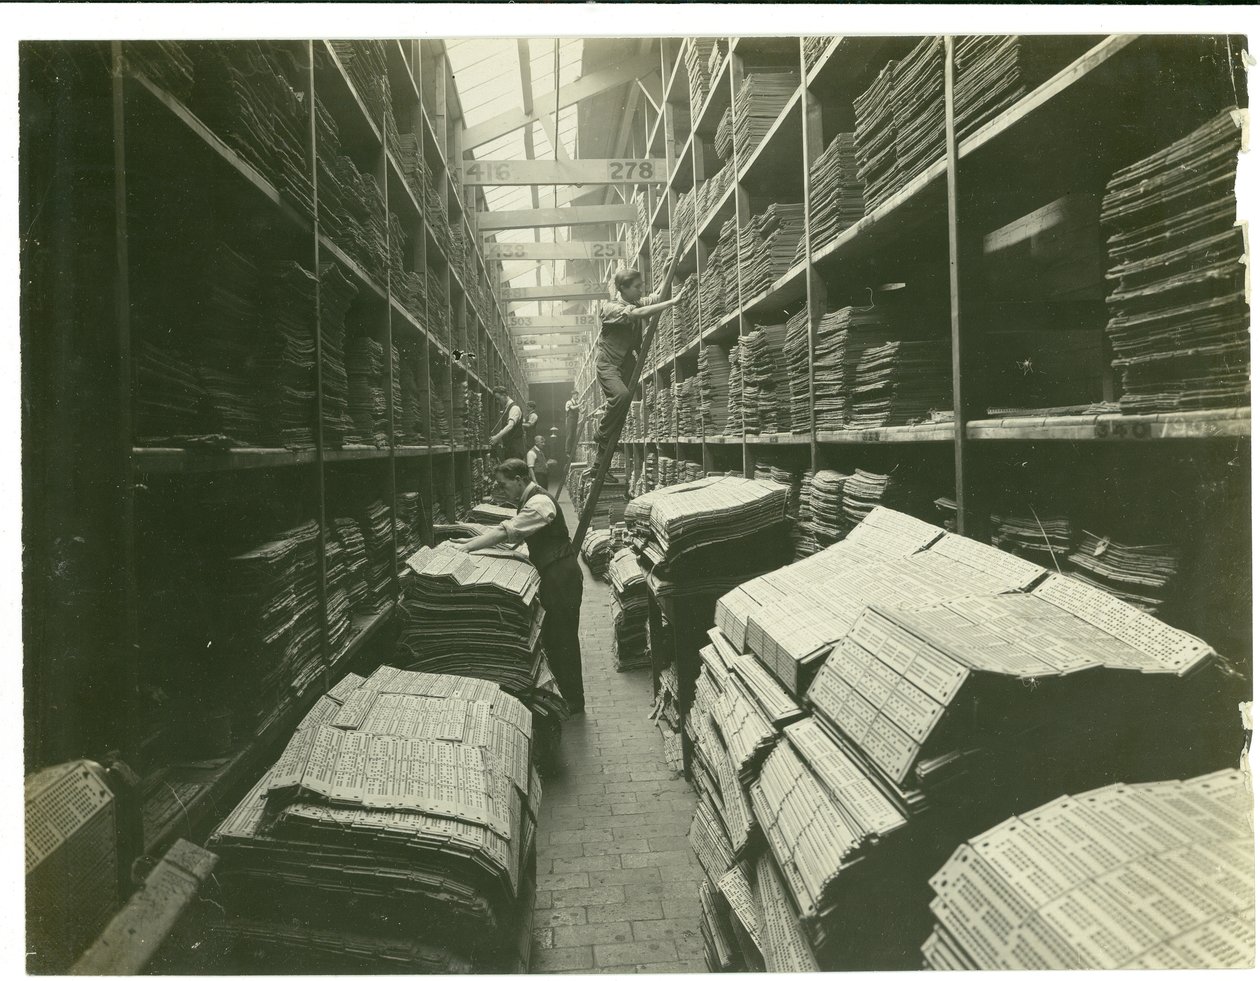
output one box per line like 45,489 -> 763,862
547,427 -> 563,491
454,459 -> 585,715
489,385 -> 527,461
523,400 -> 540,445
564,389 -> 581,464
593,259 -> 682,475
527,435 -> 549,490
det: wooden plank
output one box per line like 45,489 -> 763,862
516,344 -> 590,356
459,158 -> 667,186
477,204 -> 637,231
507,313 -> 599,329
70,840 -> 218,976
501,282 -> 608,301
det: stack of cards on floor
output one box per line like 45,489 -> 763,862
209,665 -> 541,972
921,769 -> 1253,969
398,541 -> 567,720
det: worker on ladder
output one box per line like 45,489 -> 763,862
591,262 -> 682,476
454,458 -> 585,716
489,384 -> 527,461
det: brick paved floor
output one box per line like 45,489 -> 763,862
530,494 -> 707,974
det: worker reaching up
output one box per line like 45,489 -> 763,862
455,459 -> 585,715
592,258 -> 682,470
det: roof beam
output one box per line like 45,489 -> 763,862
478,204 -> 636,231
542,38 -> 573,163
465,53 -> 659,148
517,41 -> 545,291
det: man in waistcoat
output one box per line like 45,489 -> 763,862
489,385 -> 527,461
454,458 -> 585,715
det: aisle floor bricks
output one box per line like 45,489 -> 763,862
530,493 -> 707,974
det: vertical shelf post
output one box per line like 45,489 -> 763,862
943,35 -> 976,539
109,39 -> 145,887
800,40 -> 826,475
728,46 -> 753,478
307,43 -> 332,688
378,97 -> 399,589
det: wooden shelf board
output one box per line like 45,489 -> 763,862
816,422 -> 956,444
745,433 -> 810,446
324,446 -> 395,463
737,90 -> 802,185
804,37 -> 845,88
669,134 -> 696,192
958,36 -> 1138,164
386,150 -> 423,224
663,44 -> 687,106
320,235 -> 389,303
341,604 -> 397,663
424,222 -> 449,270
696,183 -> 737,244
967,408 -> 1251,442
141,603 -> 394,858
390,297 -> 447,356
694,51 -> 733,138
741,262 -> 809,320
811,157 -> 947,268
133,446 -> 314,473
420,106 -> 447,169
677,243 -> 699,276
700,316 -> 741,347
127,72 -> 311,234
318,41 -> 384,152
388,41 -> 422,104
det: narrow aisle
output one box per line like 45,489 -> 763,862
529,491 -> 707,974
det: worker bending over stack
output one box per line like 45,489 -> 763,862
455,459 -> 585,715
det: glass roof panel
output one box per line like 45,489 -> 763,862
447,37 -> 609,383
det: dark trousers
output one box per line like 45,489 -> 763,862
538,555 -> 585,710
565,419 -> 579,461
533,467 -> 549,492
595,351 -> 637,449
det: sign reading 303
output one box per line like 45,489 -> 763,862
461,159 -> 667,186
507,314 -> 597,329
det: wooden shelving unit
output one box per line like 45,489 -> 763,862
574,34 -> 1250,667
20,39 -> 530,864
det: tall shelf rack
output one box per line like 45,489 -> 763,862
576,34 -> 1251,675
21,39 -> 529,864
